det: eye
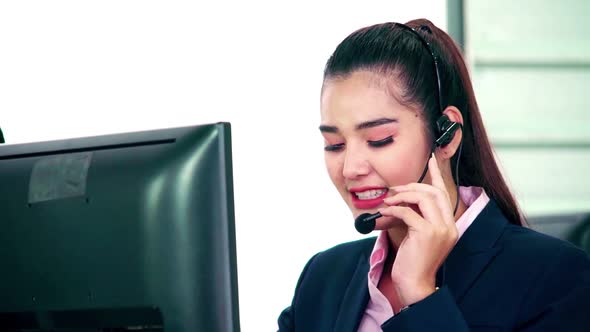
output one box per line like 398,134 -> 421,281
324,143 -> 345,152
368,136 -> 393,148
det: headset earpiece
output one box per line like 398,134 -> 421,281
435,114 -> 460,147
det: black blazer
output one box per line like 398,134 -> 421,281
278,200 -> 590,331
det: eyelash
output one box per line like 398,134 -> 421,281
368,136 -> 394,148
324,143 -> 345,152
324,136 -> 394,152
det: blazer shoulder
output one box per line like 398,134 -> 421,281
500,224 -> 590,278
497,224 -> 590,327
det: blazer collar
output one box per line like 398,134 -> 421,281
333,247 -> 371,332
444,199 -> 508,302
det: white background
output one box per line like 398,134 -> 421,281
0,1 -> 446,330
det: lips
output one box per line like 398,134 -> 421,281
349,186 -> 389,210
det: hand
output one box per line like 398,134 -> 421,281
377,153 -> 459,307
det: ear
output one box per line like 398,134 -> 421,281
436,106 -> 464,161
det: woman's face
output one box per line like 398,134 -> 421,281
320,70 -> 432,221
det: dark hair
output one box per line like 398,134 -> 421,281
322,19 -> 525,226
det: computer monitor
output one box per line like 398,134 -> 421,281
0,122 -> 240,331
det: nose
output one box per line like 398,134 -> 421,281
342,146 -> 370,180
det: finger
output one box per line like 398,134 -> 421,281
376,205 -> 425,231
383,191 -> 444,226
391,183 -> 453,223
378,205 -> 459,245
429,153 -> 447,192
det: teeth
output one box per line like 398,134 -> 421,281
355,189 -> 387,200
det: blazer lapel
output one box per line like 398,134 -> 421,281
444,200 -> 508,303
333,251 -> 371,332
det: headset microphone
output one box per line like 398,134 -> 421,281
354,212 -> 382,234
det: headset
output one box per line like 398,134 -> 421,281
354,23 -> 464,290
397,23 -> 463,208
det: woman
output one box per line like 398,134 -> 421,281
278,19 -> 590,331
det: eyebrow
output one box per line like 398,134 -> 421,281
319,118 -> 397,133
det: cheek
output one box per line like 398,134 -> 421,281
373,145 -> 429,185
324,154 -> 344,185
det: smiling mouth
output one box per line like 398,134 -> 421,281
349,187 -> 389,209
354,188 -> 388,200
